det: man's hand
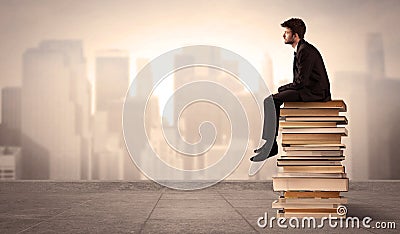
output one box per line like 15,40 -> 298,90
278,84 -> 290,92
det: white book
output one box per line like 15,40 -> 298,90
272,177 -> 349,191
277,172 -> 347,178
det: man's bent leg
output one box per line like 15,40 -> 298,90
271,90 -> 302,139
262,89 -> 302,140
251,90 -> 302,161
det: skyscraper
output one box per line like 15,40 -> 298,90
0,87 -> 21,146
367,33 -> 385,80
21,40 -> 91,179
93,51 -> 141,180
95,50 -> 130,111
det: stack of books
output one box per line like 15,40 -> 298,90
272,100 -> 348,218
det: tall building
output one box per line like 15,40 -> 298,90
332,71 -> 368,180
261,54 -> 274,93
135,58 -> 153,98
333,33 -> 400,180
0,147 -> 21,180
93,51 -> 142,180
0,87 -> 21,146
367,33 -> 385,80
95,50 -> 130,111
367,78 -> 400,179
21,40 -> 91,180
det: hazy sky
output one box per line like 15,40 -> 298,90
1,0 -> 400,89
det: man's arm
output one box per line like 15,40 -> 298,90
278,48 -> 315,92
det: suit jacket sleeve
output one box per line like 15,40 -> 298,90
278,46 -> 315,92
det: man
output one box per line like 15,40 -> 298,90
250,18 -> 331,162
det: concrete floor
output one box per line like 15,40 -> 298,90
0,181 -> 399,233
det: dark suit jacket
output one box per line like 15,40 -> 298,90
278,39 -> 331,101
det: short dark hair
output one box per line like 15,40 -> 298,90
281,18 -> 306,39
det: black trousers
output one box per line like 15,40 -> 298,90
262,89 -> 302,141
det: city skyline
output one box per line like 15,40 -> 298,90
1,30 -> 400,180
1,0 -> 400,180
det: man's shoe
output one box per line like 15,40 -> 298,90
250,141 -> 278,162
254,143 -> 266,153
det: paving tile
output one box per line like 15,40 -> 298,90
226,199 -> 275,208
26,217 -> 143,233
0,217 -> 44,233
346,203 -> 400,220
63,200 -> 154,223
0,181 -> 398,233
219,191 -> 276,200
143,219 -> 257,233
149,207 -> 242,220
156,199 -> 231,208
160,192 -> 223,200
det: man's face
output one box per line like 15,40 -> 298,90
283,27 -> 296,45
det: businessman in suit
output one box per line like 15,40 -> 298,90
250,18 -> 331,162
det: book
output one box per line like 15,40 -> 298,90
278,196 -> 348,204
282,133 -> 342,145
283,144 -> 346,151
272,177 -> 349,191
272,200 -> 342,209
284,191 -> 340,198
281,127 -> 348,136
278,156 -> 345,160
281,116 -> 348,124
284,208 -> 339,213
272,100 -> 349,219
277,160 -> 343,166
276,209 -> 344,218
277,172 -> 347,178
280,121 -> 337,128
281,166 -> 345,173
281,108 -> 340,117
283,100 -> 347,112
284,150 -> 343,156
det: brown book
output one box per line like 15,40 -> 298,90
272,200 -> 342,209
282,133 -> 342,145
284,150 -> 343,156
284,208 -> 338,213
277,172 -> 347,178
272,177 -> 349,191
282,166 -> 345,173
280,121 -> 337,128
283,100 -> 347,112
281,108 -> 340,116
283,144 -> 346,151
278,196 -> 348,204
277,160 -> 343,166
282,116 -> 348,124
284,191 -> 341,198
279,156 -> 345,160
277,209 -> 344,218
